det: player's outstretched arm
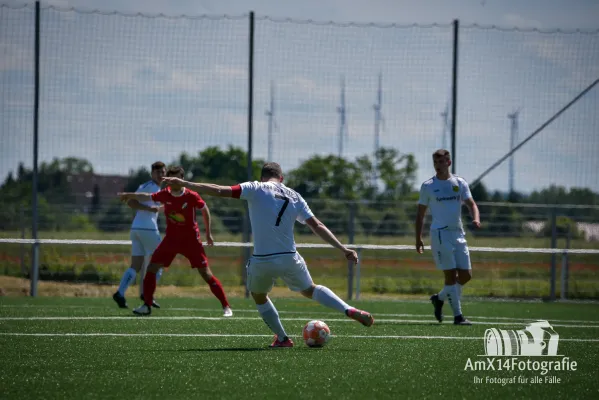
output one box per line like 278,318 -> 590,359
305,217 -> 358,263
162,178 -> 232,198
200,205 -> 214,245
415,204 -> 427,254
464,198 -> 481,229
118,192 -> 153,203
126,199 -> 161,212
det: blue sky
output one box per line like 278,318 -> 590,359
1,0 -> 598,193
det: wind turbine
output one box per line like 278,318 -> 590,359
507,107 -> 521,194
265,80 -> 278,162
372,72 -> 385,187
337,76 -> 348,158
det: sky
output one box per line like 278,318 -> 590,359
1,0 -> 598,194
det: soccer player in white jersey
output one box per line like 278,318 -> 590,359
112,161 -> 166,309
415,149 -> 480,325
162,162 -> 374,348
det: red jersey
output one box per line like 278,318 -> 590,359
151,187 -> 206,238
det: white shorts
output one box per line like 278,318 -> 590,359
246,252 -> 313,293
130,229 -> 162,257
430,229 -> 472,271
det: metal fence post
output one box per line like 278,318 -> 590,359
30,0 -> 41,297
346,202 -> 356,300
549,208 -> 557,300
348,201 -> 356,245
20,205 -> 27,277
450,19 -> 459,174
347,259 -> 354,301
241,11 -> 255,299
355,248 -> 362,300
560,251 -> 568,300
560,225 -> 571,300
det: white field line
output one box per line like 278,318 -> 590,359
2,305 -> 599,325
0,332 -> 598,342
1,315 -> 599,329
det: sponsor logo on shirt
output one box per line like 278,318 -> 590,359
168,212 -> 185,223
436,195 -> 459,202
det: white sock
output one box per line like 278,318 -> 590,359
257,299 -> 288,341
438,285 -> 449,301
445,284 -> 462,317
312,285 -> 351,313
156,268 -> 163,283
117,268 -> 136,296
457,283 -> 463,299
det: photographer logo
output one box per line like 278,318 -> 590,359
465,320 -> 578,386
484,320 -> 559,356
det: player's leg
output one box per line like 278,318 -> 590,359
113,231 -> 145,308
247,258 -> 292,348
429,229 -> 456,322
454,235 -> 473,325
138,256 -> 148,299
196,267 -> 232,316
133,262 -> 164,315
138,231 -> 163,308
439,269 -> 464,321
285,253 -> 374,327
185,239 -> 232,316
133,237 -> 175,315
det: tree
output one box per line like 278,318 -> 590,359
375,148 -> 417,200
470,182 -> 489,203
286,155 -> 367,200
176,146 -> 265,183
124,167 -> 151,192
0,157 -> 94,231
286,147 -> 417,202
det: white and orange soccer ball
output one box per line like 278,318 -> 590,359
302,320 -> 331,347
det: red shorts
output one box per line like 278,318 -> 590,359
150,234 -> 209,269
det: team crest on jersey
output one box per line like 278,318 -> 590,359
452,185 -> 459,192
182,203 -> 188,209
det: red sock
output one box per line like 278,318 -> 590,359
143,272 -> 157,307
207,276 -> 229,308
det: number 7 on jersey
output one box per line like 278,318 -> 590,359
274,194 -> 289,226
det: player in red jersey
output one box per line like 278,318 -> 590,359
118,166 -> 232,317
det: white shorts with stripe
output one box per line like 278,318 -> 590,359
246,252 -> 313,293
430,228 -> 472,270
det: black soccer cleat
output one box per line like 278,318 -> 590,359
140,294 -> 161,309
430,294 -> 444,323
112,292 -> 128,309
454,314 -> 472,325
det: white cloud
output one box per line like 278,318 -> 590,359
0,43 -> 33,72
502,13 -> 543,29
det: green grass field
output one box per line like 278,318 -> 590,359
0,297 -> 598,399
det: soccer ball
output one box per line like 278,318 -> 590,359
302,320 -> 331,348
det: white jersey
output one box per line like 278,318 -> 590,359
130,180 -> 161,231
418,175 -> 472,231
238,181 -> 314,256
